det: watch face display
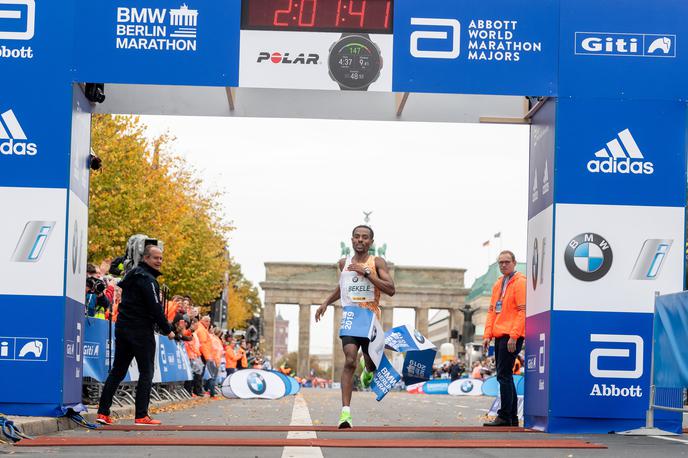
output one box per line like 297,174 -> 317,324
328,35 -> 382,90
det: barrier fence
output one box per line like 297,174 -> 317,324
82,317 -> 193,406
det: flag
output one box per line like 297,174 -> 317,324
482,240 -> 490,247
494,232 -> 501,238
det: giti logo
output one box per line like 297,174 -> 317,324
587,129 -> 653,175
0,108 -> 37,156
257,52 -> 319,64
575,32 -> 676,58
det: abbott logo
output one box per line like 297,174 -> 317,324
590,334 -> 643,379
588,128 -> 653,175
0,0 -> 35,40
410,18 -> 460,59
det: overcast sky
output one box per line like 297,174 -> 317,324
141,116 -> 529,354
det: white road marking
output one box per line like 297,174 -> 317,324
281,393 -> 323,458
650,435 -> 688,445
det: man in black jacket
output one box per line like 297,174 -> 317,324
96,245 -> 174,426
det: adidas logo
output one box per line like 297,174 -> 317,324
0,109 -> 37,156
587,128 -> 653,175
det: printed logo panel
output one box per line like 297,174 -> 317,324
559,0 -> 688,99
549,311 -> 652,419
553,204 -> 684,313
555,98 -> 686,207
75,1 -> 241,86
526,205 -> 553,317
0,187 -> 67,297
239,30 -> 393,91
393,0 -> 558,95
528,99 -> 555,219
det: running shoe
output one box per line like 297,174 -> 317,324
135,416 -> 162,426
96,414 -> 115,425
360,368 -> 374,389
338,411 -> 352,429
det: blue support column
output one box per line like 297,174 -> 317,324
525,97 -> 687,433
0,0 -> 92,416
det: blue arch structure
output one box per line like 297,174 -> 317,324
0,0 -> 686,433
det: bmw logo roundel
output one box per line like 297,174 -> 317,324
460,380 -> 474,393
413,329 -> 425,344
532,238 -> 539,290
370,324 -> 378,342
564,233 -> 613,282
352,276 -> 359,283
247,372 -> 267,395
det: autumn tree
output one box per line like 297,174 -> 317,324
89,114 -> 259,317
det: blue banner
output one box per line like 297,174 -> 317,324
401,348 -> 435,385
555,98 -> 687,208
654,292 -> 688,388
558,0 -> 688,100
370,355 -> 401,401
339,306 -> 375,338
75,0 -> 240,86
393,0 -> 558,95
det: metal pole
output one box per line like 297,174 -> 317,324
645,291 -> 660,429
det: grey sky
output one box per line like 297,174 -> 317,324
141,116 -> 529,354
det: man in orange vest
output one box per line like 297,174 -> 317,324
482,250 -> 526,427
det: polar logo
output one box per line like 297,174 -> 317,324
589,334 -> 643,379
410,18 -> 460,59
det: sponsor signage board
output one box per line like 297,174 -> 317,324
555,98 -> 686,207
548,310 -> 680,432
392,0 -> 558,95
553,204 -> 684,314
526,205 -> 553,317
524,311 -> 549,426
75,0 -> 241,86
559,0 -> 688,100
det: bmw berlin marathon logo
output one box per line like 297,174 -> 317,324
460,380 -> 474,393
247,372 -> 266,395
413,329 -> 425,344
532,238 -> 539,290
565,233 -> 613,282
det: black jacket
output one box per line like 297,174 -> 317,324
116,262 -> 172,335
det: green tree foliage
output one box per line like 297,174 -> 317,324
89,114 -> 259,320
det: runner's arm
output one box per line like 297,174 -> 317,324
316,259 -> 345,322
370,257 -> 395,296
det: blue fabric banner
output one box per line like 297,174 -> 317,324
654,292 -> 688,388
371,355 -> 402,401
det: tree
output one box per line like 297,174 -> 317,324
89,115 -> 233,304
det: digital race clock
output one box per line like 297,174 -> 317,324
241,0 -> 393,34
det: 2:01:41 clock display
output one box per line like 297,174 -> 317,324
241,0 -> 393,34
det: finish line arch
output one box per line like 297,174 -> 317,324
0,0 -> 686,434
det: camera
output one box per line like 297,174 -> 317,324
86,276 -> 107,295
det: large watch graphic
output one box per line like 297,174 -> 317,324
328,33 -> 383,91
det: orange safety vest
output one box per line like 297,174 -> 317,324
185,332 -> 201,360
484,271 -> 526,340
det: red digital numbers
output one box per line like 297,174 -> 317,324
256,0 -> 392,32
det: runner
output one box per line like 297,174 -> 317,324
315,225 -> 395,428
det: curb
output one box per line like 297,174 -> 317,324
6,399 -> 181,438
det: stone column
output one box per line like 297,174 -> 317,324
382,306 -> 394,331
298,304 -> 311,378
332,304 -> 344,382
262,302 -> 276,362
415,307 -> 429,337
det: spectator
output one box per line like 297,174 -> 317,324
86,263 -> 111,319
450,359 -> 464,381
471,361 -> 483,380
166,295 -> 184,323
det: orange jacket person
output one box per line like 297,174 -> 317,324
482,250 -> 525,427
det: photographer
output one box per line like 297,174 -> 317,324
85,264 -> 111,319
96,245 -> 174,426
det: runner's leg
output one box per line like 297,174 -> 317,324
341,342 -> 360,407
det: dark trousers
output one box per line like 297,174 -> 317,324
98,327 -> 156,419
494,335 -> 524,421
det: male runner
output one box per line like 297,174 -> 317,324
315,225 -> 395,428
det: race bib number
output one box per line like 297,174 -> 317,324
346,275 -> 375,302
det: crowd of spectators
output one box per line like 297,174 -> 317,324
431,353 -> 525,382
84,259 -> 270,398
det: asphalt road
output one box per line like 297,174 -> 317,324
3,390 -> 688,457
